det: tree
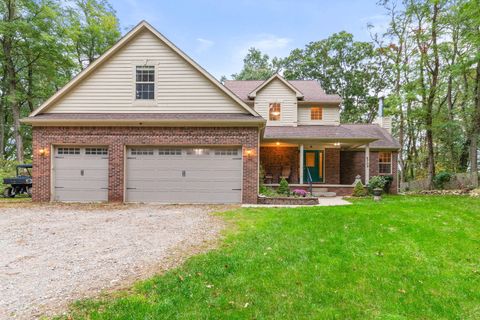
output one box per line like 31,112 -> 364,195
281,32 -> 387,122
65,0 -> 120,70
0,0 -> 120,161
231,48 -> 278,80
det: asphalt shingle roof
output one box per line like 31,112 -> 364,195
264,124 -> 400,149
224,80 -> 342,103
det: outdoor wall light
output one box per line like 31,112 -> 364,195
38,148 -> 47,156
276,141 -> 280,146
245,148 -> 255,157
334,142 -> 341,146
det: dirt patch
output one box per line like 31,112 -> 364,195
0,203 -> 231,319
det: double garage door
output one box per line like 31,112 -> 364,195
53,146 -> 242,203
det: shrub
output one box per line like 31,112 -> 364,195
433,172 -> 453,190
352,181 -> 367,197
259,164 -> 266,187
259,185 -> 276,196
292,189 -> 308,197
0,160 -> 19,183
277,178 -> 290,196
383,175 -> 394,193
367,176 -> 386,194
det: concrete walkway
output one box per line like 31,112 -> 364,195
242,196 -> 351,208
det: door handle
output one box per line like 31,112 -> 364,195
80,169 -> 84,176
182,170 -> 186,177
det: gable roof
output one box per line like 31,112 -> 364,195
29,21 -> 259,117
247,74 -> 304,99
224,79 -> 342,103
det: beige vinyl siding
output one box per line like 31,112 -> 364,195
46,30 -> 247,114
298,106 -> 340,125
254,78 -> 297,126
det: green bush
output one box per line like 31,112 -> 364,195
0,160 -> 19,184
352,181 -> 367,197
259,164 -> 266,187
259,185 -> 276,196
367,176 -> 387,194
277,178 -> 290,196
383,175 -> 394,193
433,172 -> 453,189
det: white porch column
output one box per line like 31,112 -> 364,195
299,144 -> 304,184
365,143 -> 370,184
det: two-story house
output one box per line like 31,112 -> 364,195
225,75 -> 400,196
23,21 -> 399,204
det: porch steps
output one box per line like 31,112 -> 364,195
312,187 -> 337,198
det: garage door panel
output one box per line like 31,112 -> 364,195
127,168 -> 183,179
54,189 -> 108,202
54,147 -> 108,202
55,178 -> 108,189
127,179 -> 185,190
185,169 -> 241,179
55,158 -> 108,169
55,168 -> 109,180
126,147 -> 242,203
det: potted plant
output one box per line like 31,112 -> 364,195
373,187 -> 383,201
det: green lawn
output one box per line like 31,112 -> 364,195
62,196 -> 480,319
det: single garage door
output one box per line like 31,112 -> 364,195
126,147 -> 242,203
53,146 -> 109,202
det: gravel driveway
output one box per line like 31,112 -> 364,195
0,202 -> 226,319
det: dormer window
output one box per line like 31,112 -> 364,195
269,103 -> 281,121
135,66 -> 155,100
311,107 -> 323,120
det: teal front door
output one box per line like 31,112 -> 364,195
304,150 -> 324,183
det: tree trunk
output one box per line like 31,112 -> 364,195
470,60 -> 480,188
425,3 -> 440,189
2,0 -> 24,162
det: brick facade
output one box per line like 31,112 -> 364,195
260,146 -> 299,183
32,126 -> 259,204
340,150 -> 398,193
324,148 -> 340,184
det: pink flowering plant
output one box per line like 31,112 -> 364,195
292,189 -> 308,197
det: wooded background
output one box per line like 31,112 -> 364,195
1,0 -> 479,189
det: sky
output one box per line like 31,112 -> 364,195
112,0 -> 388,79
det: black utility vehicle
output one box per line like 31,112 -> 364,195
3,164 -> 32,198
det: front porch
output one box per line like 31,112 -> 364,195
260,140 -> 375,196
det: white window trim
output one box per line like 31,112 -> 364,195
378,152 -> 393,175
268,102 -> 282,122
132,61 -> 158,106
310,106 -> 323,121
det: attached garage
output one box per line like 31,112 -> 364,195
53,146 -> 109,202
126,146 -> 242,203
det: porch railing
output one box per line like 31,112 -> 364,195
305,167 -> 313,196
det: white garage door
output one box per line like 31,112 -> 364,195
53,147 -> 109,202
126,147 -> 242,203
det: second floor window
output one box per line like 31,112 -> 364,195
378,152 -> 392,174
136,66 -> 155,100
269,103 -> 281,121
311,107 -> 323,120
